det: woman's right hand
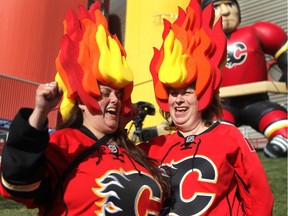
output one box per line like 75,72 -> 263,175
29,82 -> 63,129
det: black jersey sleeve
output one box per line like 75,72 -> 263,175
1,108 -> 49,186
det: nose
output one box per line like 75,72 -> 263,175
219,4 -> 230,16
109,92 -> 120,103
109,92 -> 118,101
175,93 -> 184,103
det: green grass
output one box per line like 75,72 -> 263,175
257,151 -> 288,216
0,196 -> 37,215
0,151 -> 287,215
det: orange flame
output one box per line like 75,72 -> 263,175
55,2 -> 133,120
150,0 -> 226,111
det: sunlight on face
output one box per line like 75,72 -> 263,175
81,84 -> 122,136
213,0 -> 240,33
168,86 -> 201,132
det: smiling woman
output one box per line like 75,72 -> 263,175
77,84 -> 123,137
139,0 -> 274,215
0,1 -> 170,215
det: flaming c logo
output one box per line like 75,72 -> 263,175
161,155 -> 218,215
93,170 -> 162,215
226,42 -> 248,68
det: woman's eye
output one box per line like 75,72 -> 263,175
100,90 -> 111,97
169,90 -> 193,96
115,91 -> 122,99
185,91 -> 193,95
100,89 -> 122,99
169,91 -> 178,97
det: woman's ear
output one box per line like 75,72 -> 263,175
78,103 -> 86,112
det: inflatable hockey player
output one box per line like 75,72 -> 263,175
202,0 -> 288,158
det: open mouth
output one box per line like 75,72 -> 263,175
106,107 -> 117,115
175,107 -> 188,113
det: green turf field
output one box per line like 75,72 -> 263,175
0,151 -> 287,215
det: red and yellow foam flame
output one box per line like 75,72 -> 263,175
55,2 -> 134,120
150,0 -> 226,111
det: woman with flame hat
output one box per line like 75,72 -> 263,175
0,1 -> 170,215
140,0 -> 274,215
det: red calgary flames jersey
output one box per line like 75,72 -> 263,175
45,129 -> 164,215
140,122 -> 274,216
1,112 -> 164,216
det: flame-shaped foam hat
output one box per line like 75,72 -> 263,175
150,0 -> 226,112
55,1 -> 134,120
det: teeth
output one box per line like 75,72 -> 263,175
107,107 -> 116,112
176,107 -> 187,111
